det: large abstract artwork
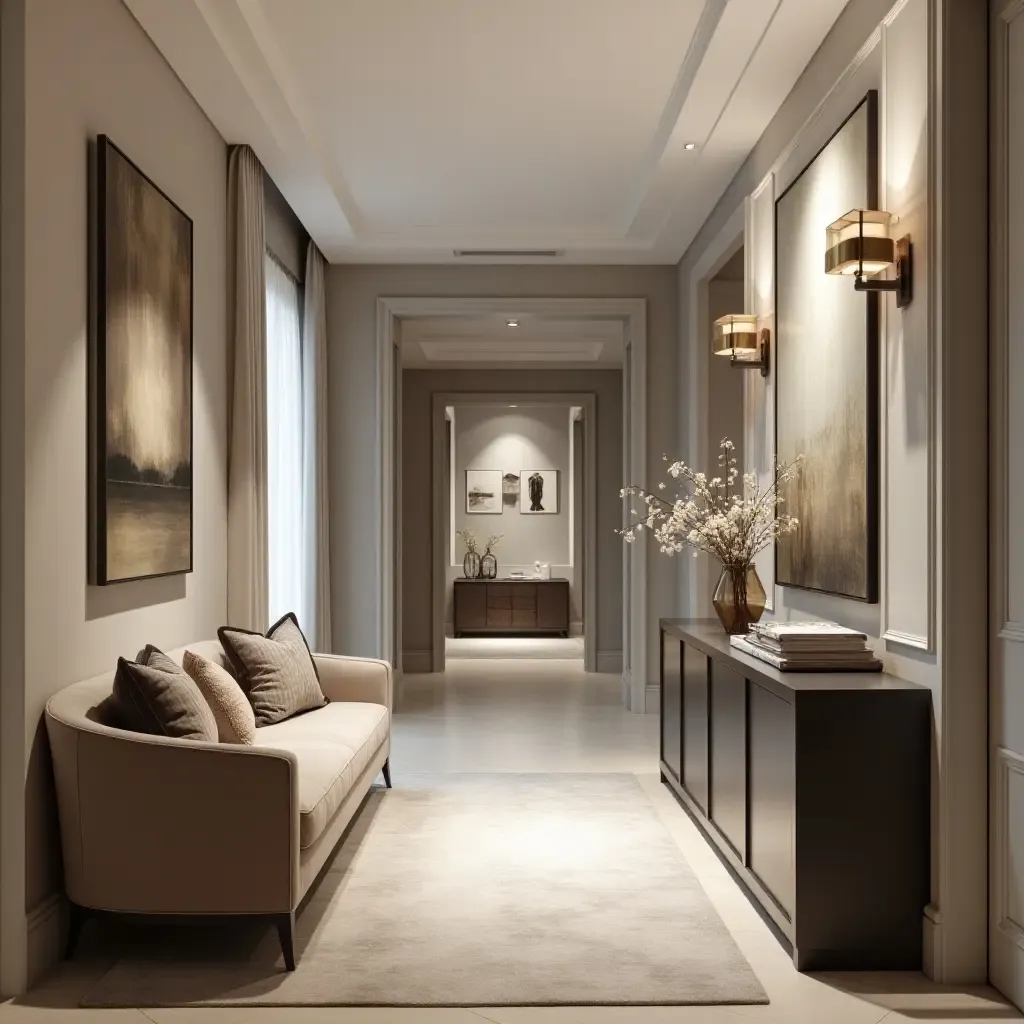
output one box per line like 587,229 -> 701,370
94,136 -> 193,584
774,93 -> 879,601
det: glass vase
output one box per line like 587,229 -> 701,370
463,551 -> 481,579
712,564 -> 767,635
480,551 -> 497,579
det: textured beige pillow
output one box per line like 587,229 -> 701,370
182,650 -> 256,745
218,613 -> 326,726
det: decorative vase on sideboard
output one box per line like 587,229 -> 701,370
712,564 -> 766,634
480,551 -> 497,579
463,551 -> 481,579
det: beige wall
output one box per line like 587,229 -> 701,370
1,0 -> 228,992
401,370 -> 622,667
326,265 -> 678,681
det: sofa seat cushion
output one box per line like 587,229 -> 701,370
254,702 -> 389,848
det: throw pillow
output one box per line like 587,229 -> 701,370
110,645 -> 218,742
182,650 -> 256,745
218,612 -> 326,726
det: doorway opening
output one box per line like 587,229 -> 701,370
437,395 -> 597,670
378,299 -> 647,708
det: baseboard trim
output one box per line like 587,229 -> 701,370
645,683 -> 660,714
402,650 -> 432,674
26,892 -> 62,990
596,651 -> 623,674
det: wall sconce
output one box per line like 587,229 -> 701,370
825,209 -> 913,307
712,314 -> 770,378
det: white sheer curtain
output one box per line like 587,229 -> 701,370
265,253 -> 306,628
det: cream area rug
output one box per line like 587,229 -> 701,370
84,774 -> 768,1007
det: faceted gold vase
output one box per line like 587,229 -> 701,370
713,565 -> 767,635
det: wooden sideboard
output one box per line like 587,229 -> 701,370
660,619 -> 930,971
454,579 -> 570,637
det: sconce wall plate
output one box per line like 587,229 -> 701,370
853,235 -> 913,308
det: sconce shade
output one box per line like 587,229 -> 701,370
825,209 -> 895,276
713,314 -> 759,358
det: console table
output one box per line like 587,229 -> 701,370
660,619 -> 930,971
454,579 -> 569,637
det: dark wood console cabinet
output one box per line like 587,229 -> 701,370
454,579 -> 570,637
660,619 -> 930,971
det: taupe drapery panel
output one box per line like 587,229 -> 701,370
226,145 -> 269,632
301,241 -> 333,651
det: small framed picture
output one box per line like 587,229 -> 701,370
466,470 -> 503,514
502,472 -> 520,508
520,470 -> 558,514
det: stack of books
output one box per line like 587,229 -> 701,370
730,621 -> 882,672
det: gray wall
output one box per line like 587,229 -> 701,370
327,265 -> 678,682
401,369 -> 622,668
0,0 -> 228,991
454,405 -> 571,566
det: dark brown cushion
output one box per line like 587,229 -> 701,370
110,645 -> 218,742
218,613 -> 326,727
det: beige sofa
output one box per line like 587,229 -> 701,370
44,640 -> 392,970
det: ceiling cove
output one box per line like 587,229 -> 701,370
124,0 -> 850,263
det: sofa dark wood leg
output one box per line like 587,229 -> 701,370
382,758 -> 393,789
65,902 -> 88,960
275,911 -> 296,971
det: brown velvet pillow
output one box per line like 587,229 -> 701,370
218,613 -> 326,727
110,645 -> 217,742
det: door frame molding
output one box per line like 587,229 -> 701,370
377,296 -> 648,710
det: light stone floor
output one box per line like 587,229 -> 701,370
3,655 -> 1019,1023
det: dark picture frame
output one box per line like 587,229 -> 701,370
92,135 -> 194,585
773,92 -> 880,602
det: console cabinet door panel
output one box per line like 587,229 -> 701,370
661,633 -> 682,781
682,643 -> 710,813
454,584 -> 486,630
537,583 -> 568,631
748,681 -> 795,918
710,661 -> 747,860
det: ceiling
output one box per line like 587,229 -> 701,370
125,0 -> 849,264
400,315 -> 624,369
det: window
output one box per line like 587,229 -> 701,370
265,252 -> 305,626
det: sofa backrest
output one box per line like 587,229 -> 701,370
46,639 -> 233,732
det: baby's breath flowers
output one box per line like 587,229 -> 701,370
619,438 -> 802,569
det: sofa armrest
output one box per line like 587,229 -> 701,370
314,653 -> 392,709
46,713 -> 300,915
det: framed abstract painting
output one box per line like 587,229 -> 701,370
93,135 -> 193,584
774,92 -> 879,602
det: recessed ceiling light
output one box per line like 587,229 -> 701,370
506,319 -> 519,328
509,404 -> 518,408
684,142 -> 697,151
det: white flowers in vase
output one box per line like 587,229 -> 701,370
619,438 -> 802,570
455,528 -> 479,554
483,534 -> 503,554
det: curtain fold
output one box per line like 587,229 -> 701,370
301,241 -> 333,651
226,145 -> 269,632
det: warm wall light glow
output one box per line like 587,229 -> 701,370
825,209 -> 895,276
712,314 -> 758,357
